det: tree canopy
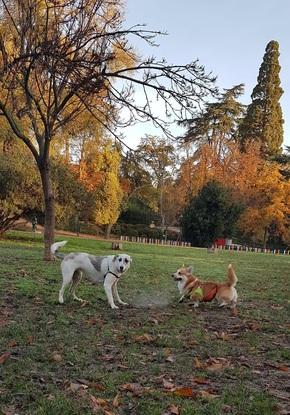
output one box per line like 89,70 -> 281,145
239,40 -> 284,157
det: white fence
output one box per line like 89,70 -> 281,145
119,235 -> 290,255
119,235 -> 191,247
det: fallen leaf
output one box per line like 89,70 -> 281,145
215,332 -> 230,341
1,405 -> 18,415
162,379 -> 175,390
166,355 -> 175,363
231,307 -> 238,317
198,390 -> 220,400
173,387 -> 197,398
205,357 -> 231,371
120,383 -> 144,397
194,357 -> 203,369
116,363 -> 129,370
51,351 -> 62,362
112,393 -> 120,408
192,376 -> 210,385
100,354 -> 115,362
166,404 -> 180,414
27,336 -> 34,344
0,352 -> 11,364
276,365 -> 289,372
133,333 -> 155,343
69,382 -> 88,393
222,404 -> 234,413
270,305 -> 284,310
86,317 -> 98,326
268,389 -> 290,401
7,340 -> 17,348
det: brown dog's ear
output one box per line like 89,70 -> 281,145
187,266 -> 193,273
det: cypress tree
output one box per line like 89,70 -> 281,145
240,40 -> 284,157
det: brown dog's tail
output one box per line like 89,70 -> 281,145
227,264 -> 237,287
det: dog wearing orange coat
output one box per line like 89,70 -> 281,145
172,264 -> 238,315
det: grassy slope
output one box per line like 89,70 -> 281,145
0,231 -> 289,415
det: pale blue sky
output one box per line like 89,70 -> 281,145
122,0 -> 290,150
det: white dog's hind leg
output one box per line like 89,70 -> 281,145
113,281 -> 128,306
59,279 -> 70,304
59,263 -> 74,304
104,275 -> 119,309
69,270 -> 84,302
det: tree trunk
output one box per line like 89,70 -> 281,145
39,161 -> 55,260
105,223 -> 113,239
263,226 -> 268,250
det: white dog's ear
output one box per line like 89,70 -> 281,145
130,256 -> 132,263
187,266 -> 193,273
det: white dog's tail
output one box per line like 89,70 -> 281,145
227,264 -> 238,287
51,240 -> 67,259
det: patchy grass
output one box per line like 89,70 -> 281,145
0,231 -> 290,415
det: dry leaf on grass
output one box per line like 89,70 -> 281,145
133,333 -> 155,343
0,352 -> 11,364
90,395 -> 111,413
276,365 -> 289,372
205,357 -> 232,371
51,351 -> 62,362
193,357 -> 203,369
68,382 -> 88,393
100,354 -> 115,362
162,404 -> 180,415
27,336 -> 34,344
172,387 -> 197,398
7,340 -> 17,348
112,393 -> 120,408
192,376 -> 210,385
198,390 -> 220,400
162,379 -> 175,390
120,383 -> 144,397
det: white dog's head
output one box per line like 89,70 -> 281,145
113,254 -> 132,274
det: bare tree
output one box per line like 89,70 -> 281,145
0,0 -> 216,259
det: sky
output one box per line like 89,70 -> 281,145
121,0 -> 290,150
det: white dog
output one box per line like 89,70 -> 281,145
51,241 -> 132,309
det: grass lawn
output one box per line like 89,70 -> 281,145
0,231 -> 289,415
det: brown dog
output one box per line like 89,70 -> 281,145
172,264 -> 238,315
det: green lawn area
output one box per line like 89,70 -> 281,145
0,231 -> 289,415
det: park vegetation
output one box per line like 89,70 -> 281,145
0,1 -> 289,253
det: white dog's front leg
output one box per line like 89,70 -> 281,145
113,281 -> 128,306
104,276 -> 118,309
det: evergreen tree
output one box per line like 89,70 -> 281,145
240,40 -> 284,157
181,84 -> 245,157
181,181 -> 243,247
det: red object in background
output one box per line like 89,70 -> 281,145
214,239 -> 226,247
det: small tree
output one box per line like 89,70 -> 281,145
181,181 -> 243,247
239,40 -> 284,157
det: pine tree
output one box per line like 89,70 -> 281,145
240,40 -> 284,157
